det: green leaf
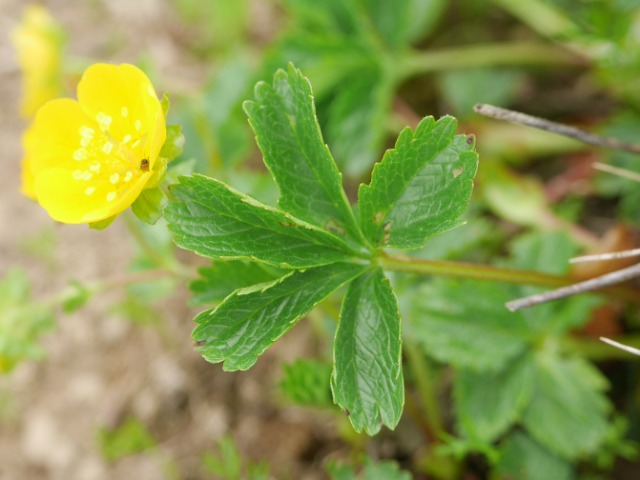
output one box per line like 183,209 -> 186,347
326,67 -> 393,177
190,260 -> 282,306
0,268 -> 55,372
280,359 -> 334,408
410,279 -> 529,372
507,230 -> 576,275
166,174 -> 358,268
244,64 -> 364,245
203,55 -> 253,168
62,280 -> 91,313
522,353 -> 611,459
98,417 -> 157,462
359,0 -> 414,47
358,115 -> 478,249
327,458 -> 412,480
131,187 -> 167,225
479,161 -> 551,229
362,459 -> 412,480
504,231 -> 601,334
454,354 -> 535,443
202,436 -> 242,479
193,262 -> 367,371
332,268 -> 404,435
282,0 -> 359,34
405,0 -> 448,42
497,432 -> 575,480
437,68 -> 526,119
265,36 -> 371,100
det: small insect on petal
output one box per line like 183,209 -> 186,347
23,63 -> 167,225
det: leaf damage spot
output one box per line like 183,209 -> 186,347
453,167 -> 464,178
382,222 -> 392,245
324,219 -> 345,236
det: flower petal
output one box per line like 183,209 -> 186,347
29,98 -> 98,172
34,167 -> 151,223
77,63 -> 165,168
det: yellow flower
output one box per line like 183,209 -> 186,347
20,125 -> 38,200
24,63 -> 167,224
11,4 -> 64,118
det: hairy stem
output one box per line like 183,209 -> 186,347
378,252 -> 640,304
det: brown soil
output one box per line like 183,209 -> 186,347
0,1 -> 341,479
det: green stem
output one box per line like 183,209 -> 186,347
399,42 -> 587,79
380,252 -> 567,285
404,338 -> 444,437
378,252 -> 640,304
47,268 -> 180,309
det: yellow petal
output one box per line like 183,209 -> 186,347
29,98 -> 97,172
77,64 -> 166,168
34,167 -> 151,223
10,5 -> 64,118
20,126 -> 37,200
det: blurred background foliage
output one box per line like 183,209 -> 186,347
6,0 -> 640,478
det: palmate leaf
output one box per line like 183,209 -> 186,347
279,359 -> 334,408
358,116 -> 478,249
332,268 -> 404,435
410,279 -> 530,372
244,64 -> 365,246
193,262 -> 367,371
522,353 -> 611,460
454,353 -> 535,443
497,432 -> 574,480
166,174 -> 358,269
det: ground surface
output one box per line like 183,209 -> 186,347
0,1 -> 341,479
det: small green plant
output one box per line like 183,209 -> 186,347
202,435 -> 271,480
98,417 -> 158,462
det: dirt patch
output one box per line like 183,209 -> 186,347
0,1 -> 338,479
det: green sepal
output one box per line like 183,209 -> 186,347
90,215 -> 118,230
132,187 -> 168,225
161,93 -> 170,118
159,125 -> 185,163
146,157 -> 168,188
